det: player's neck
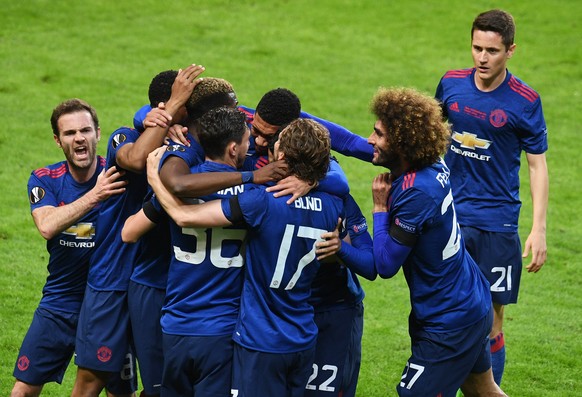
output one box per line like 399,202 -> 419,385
474,69 -> 507,92
68,158 -> 98,184
206,157 -> 237,170
390,157 -> 411,180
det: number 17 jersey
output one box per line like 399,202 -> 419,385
223,186 -> 344,353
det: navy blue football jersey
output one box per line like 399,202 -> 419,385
87,127 -> 148,291
27,157 -> 106,312
436,68 -> 547,232
223,186 -> 344,353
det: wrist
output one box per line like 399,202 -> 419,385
86,188 -> 101,206
241,171 -> 254,184
373,205 -> 388,213
164,99 -> 184,117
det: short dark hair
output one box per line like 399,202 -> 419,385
472,9 -> 515,50
148,70 -> 178,108
197,107 -> 247,160
278,118 -> 330,184
371,87 -> 450,170
50,98 -> 99,137
255,88 -> 301,127
186,78 -> 237,122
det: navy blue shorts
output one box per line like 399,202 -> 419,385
305,302 -> 363,397
232,343 -> 315,397
14,305 -> 135,394
13,307 -> 77,385
75,287 -> 135,379
162,333 -> 234,397
128,280 -> 164,395
462,227 -> 522,305
397,308 -> 493,397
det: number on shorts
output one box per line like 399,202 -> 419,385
491,266 -> 512,292
120,352 -> 134,381
399,361 -> 425,390
305,363 -> 338,392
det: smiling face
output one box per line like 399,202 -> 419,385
54,110 -> 100,171
471,29 -> 516,91
367,120 -> 401,170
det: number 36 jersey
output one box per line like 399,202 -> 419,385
222,186 -> 344,353
158,161 -> 248,337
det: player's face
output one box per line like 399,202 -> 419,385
55,111 -> 100,170
236,127 -> 251,169
471,29 -> 516,90
368,120 -> 400,169
251,112 -> 279,151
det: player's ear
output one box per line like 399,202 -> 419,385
96,127 -> 101,142
228,141 -> 237,157
53,134 -> 62,148
507,43 -> 516,58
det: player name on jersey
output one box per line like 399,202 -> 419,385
293,196 -> 323,212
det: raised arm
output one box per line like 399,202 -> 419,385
301,111 -> 373,162
160,154 -> 287,198
117,64 -> 205,173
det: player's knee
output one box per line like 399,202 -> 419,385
11,381 -> 42,397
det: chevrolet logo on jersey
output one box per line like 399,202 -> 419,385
63,223 -> 95,239
451,131 -> 492,150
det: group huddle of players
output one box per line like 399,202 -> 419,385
12,9 -> 548,397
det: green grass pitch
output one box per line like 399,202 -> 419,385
1,1 -> 581,395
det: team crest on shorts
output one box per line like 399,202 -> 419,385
97,346 -> 112,362
17,355 -> 30,371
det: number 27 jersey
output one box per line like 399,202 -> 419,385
389,160 -> 490,331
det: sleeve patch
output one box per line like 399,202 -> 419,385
29,187 -> 46,204
111,133 -> 127,149
389,217 -> 418,247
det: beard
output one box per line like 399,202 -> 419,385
63,143 -> 97,171
372,147 -> 400,170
